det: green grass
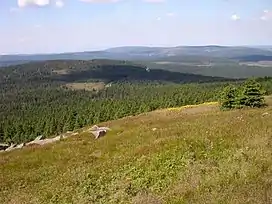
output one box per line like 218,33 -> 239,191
0,100 -> 272,204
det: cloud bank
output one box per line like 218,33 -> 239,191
17,0 -> 64,7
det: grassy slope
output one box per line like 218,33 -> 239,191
1,98 -> 272,204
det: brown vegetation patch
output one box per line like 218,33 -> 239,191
64,82 -> 105,91
52,69 -> 69,75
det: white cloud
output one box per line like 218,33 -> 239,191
260,10 -> 272,21
55,0 -> 64,7
231,14 -> 240,21
18,0 -> 50,7
80,0 -> 164,3
17,0 -> 64,8
156,17 -> 161,21
80,0 -> 121,2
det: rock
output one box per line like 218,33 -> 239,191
34,135 -> 43,141
262,112 -> 269,117
71,132 -> 79,136
52,136 -> 61,141
14,143 -> 25,149
5,144 -> 16,152
152,128 -> 157,131
89,125 -> 111,139
0,143 -> 9,151
62,135 -> 69,139
89,125 -> 99,131
27,136 -> 61,146
91,130 -> 106,139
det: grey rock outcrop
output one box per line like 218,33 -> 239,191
89,125 -> 111,139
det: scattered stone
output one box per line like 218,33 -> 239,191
0,143 -> 9,151
262,112 -> 269,117
14,143 -> 25,149
34,135 -> 43,141
89,125 -> 111,139
5,144 -> 16,152
152,128 -> 157,131
52,136 -> 61,141
1,126 -> 110,153
62,135 -> 70,139
27,136 -> 61,146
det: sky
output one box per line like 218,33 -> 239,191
0,0 -> 272,54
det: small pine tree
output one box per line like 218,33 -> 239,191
220,85 -> 238,110
237,78 -> 265,108
219,79 -> 265,110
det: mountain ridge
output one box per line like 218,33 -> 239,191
1,45 -> 272,66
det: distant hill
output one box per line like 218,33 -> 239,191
233,55 -> 272,62
0,59 -> 228,85
0,60 -> 30,67
1,45 -> 272,66
105,45 -> 272,59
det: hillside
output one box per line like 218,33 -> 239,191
0,97 -> 271,204
0,59 -> 226,84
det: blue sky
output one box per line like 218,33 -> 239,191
0,0 -> 272,54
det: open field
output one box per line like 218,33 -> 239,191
153,61 -> 214,67
52,69 -> 69,75
239,61 -> 272,67
144,61 -> 272,78
0,97 -> 271,204
64,82 -> 105,91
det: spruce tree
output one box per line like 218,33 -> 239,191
219,85 -> 238,109
238,78 -> 265,108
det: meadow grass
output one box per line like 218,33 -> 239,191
0,100 -> 271,204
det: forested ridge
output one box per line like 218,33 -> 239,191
0,60 -> 271,144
